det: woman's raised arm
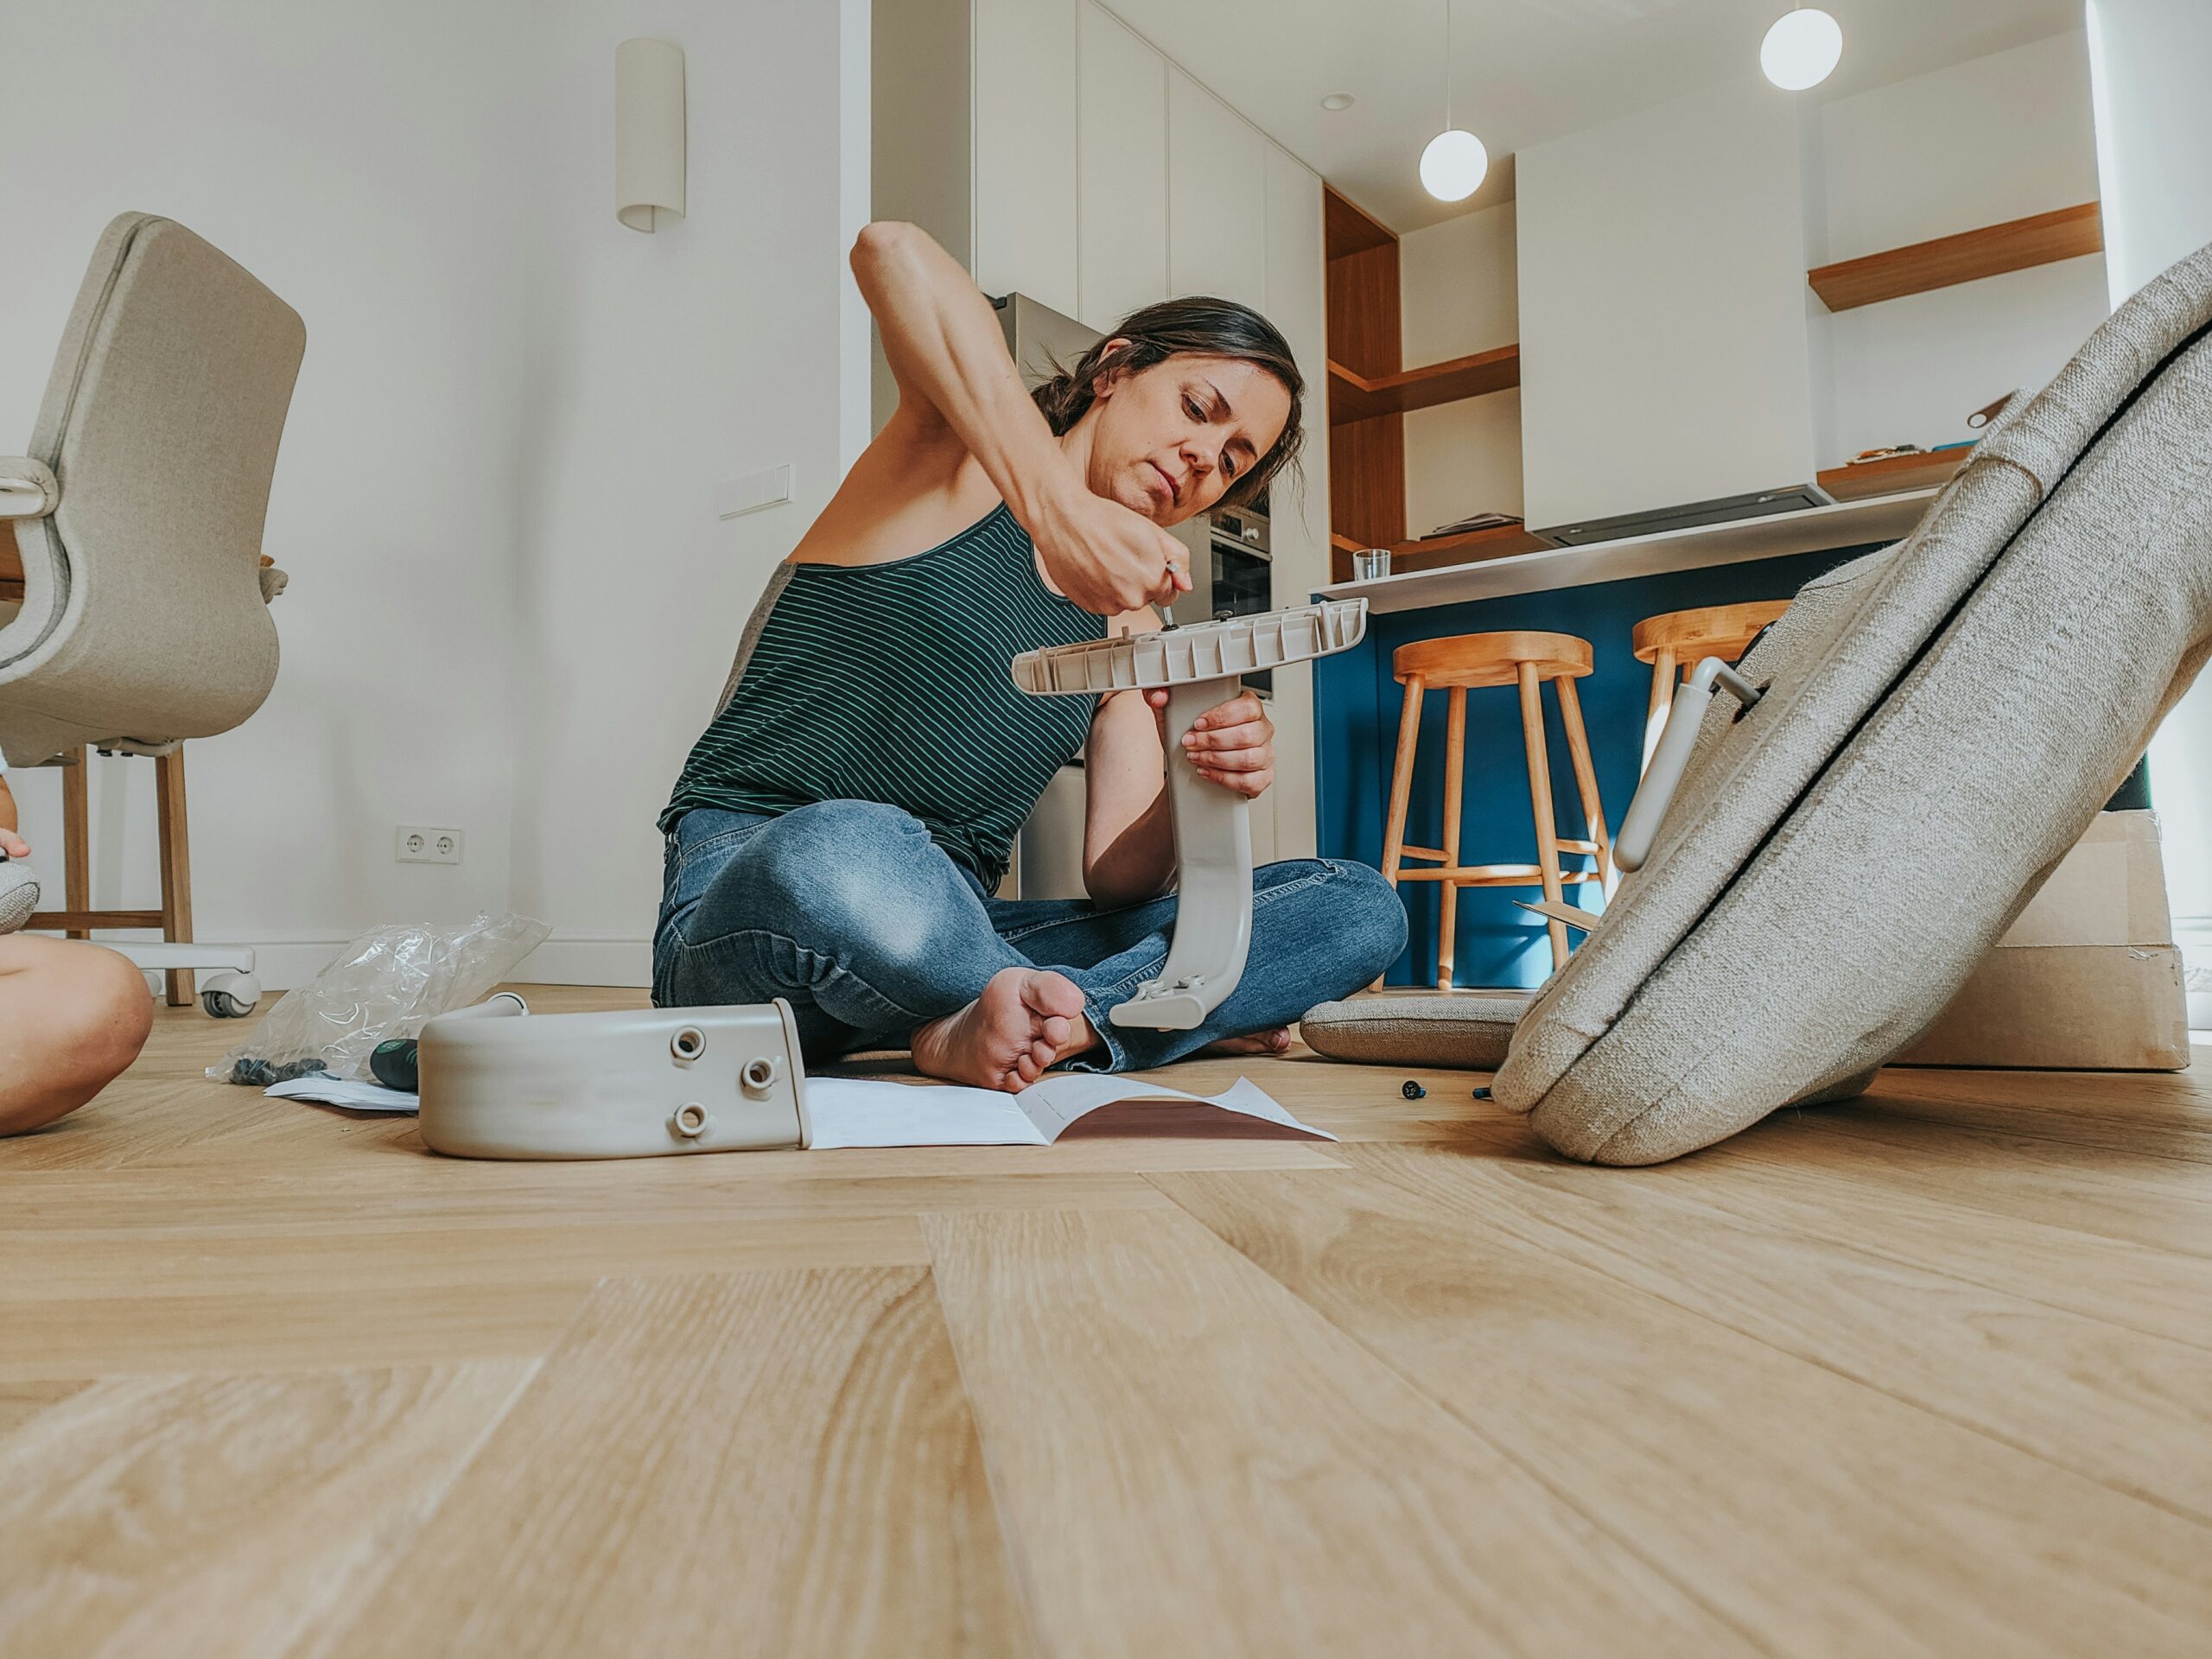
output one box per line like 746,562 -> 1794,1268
849,222 -> 1189,615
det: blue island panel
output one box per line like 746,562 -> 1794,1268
1315,543 -> 1893,989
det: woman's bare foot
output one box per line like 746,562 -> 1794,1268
1196,1026 -> 1293,1058
912,967 -> 1095,1092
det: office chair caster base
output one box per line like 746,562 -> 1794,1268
200,970 -> 261,1019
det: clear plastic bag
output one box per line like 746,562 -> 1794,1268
212,911 -> 550,1084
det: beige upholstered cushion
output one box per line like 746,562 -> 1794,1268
1299,993 -> 1529,1070
0,213 -> 304,765
1495,238 -> 2212,1165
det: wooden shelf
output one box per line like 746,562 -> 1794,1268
1328,523 -> 1549,583
1324,187 -> 1395,260
1808,203 -> 2102,313
1817,447 -> 1973,501
1327,346 -> 1521,426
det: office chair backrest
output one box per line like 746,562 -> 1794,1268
0,213 -> 305,766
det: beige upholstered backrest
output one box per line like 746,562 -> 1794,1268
1493,238 -> 2212,1164
0,213 -> 305,765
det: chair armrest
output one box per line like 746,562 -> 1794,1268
0,458 -> 58,519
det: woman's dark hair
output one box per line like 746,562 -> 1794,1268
1031,295 -> 1304,509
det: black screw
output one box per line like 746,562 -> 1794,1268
1401,1080 -> 1427,1100
1472,1086 -> 1492,1100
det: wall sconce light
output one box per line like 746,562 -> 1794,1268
616,38 -> 686,232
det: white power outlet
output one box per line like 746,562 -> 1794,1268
397,825 -> 464,865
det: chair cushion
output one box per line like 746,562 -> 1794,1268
1494,238 -> 2212,1165
1299,993 -> 1530,1070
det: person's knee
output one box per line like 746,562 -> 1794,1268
1316,860 -> 1408,988
0,944 -> 151,1135
747,801 -> 938,962
60,947 -> 152,1085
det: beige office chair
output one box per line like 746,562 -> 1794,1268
0,212 -> 304,1015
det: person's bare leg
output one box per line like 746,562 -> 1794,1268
911,966 -> 1096,1092
0,937 -> 153,1135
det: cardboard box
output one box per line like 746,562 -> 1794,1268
1895,811 -> 2193,1071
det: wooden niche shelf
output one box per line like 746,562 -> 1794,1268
1808,202 -> 2103,312
1329,524 -> 1549,583
1815,447 -> 1972,502
1327,345 -> 1522,426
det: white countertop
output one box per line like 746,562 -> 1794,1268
1318,490 -> 1936,614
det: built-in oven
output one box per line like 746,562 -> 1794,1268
1174,494 -> 1274,696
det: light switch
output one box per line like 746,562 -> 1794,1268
716,463 -> 793,520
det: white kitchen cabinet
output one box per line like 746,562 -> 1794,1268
1077,2 -> 1170,331
1262,139 -> 1329,859
973,0 -> 1080,316
1166,67 -> 1267,309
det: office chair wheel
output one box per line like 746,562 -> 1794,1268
200,970 -> 261,1019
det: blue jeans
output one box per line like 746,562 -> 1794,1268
652,800 -> 1408,1073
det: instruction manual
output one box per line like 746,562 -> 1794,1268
266,1070 -> 1334,1148
801,1072 -> 1333,1148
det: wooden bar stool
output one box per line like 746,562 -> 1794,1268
1631,600 -> 1791,775
1381,631 -> 1612,983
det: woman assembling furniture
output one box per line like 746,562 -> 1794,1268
653,221 -> 1405,1092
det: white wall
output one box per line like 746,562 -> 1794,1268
1815,29 -> 2109,462
0,0 -> 869,988
0,0 -> 543,985
2089,0 -> 2212,1024
509,0 -> 870,985
1398,201 -> 1522,537
1516,79 -> 1818,530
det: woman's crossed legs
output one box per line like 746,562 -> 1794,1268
652,800 -> 1406,1090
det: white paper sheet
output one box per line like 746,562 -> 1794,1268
802,1072 -> 1334,1149
265,1076 -> 422,1113
266,1070 -> 1334,1149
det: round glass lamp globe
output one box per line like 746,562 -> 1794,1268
1761,8 -> 1842,91
1419,129 -> 1489,202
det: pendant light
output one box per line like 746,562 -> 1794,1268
1420,0 -> 1488,202
1761,5 -> 1844,92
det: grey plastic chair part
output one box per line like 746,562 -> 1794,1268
1613,658 -> 1764,873
417,999 -> 810,1160
1011,600 -> 1370,1028
0,213 -> 304,767
0,860 -> 39,933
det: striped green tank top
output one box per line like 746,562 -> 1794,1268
660,501 -> 1106,890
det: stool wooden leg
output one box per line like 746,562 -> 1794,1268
155,748 -> 194,1007
1376,676 -> 1426,991
1437,686 -> 1467,991
1554,675 -> 1613,896
1640,647 -> 1677,778
1517,664 -> 1569,971
61,747 -> 91,940
1380,676 -> 1425,887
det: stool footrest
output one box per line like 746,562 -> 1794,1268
1395,845 -> 1451,863
1395,863 -> 1605,887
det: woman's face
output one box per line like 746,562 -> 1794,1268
1080,347 -> 1291,526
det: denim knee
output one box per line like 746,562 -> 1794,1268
738,800 -> 944,965
1314,859 -> 1408,990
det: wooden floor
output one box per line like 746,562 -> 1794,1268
3,987 -> 2209,1656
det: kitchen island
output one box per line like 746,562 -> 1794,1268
1313,489 -> 1938,989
